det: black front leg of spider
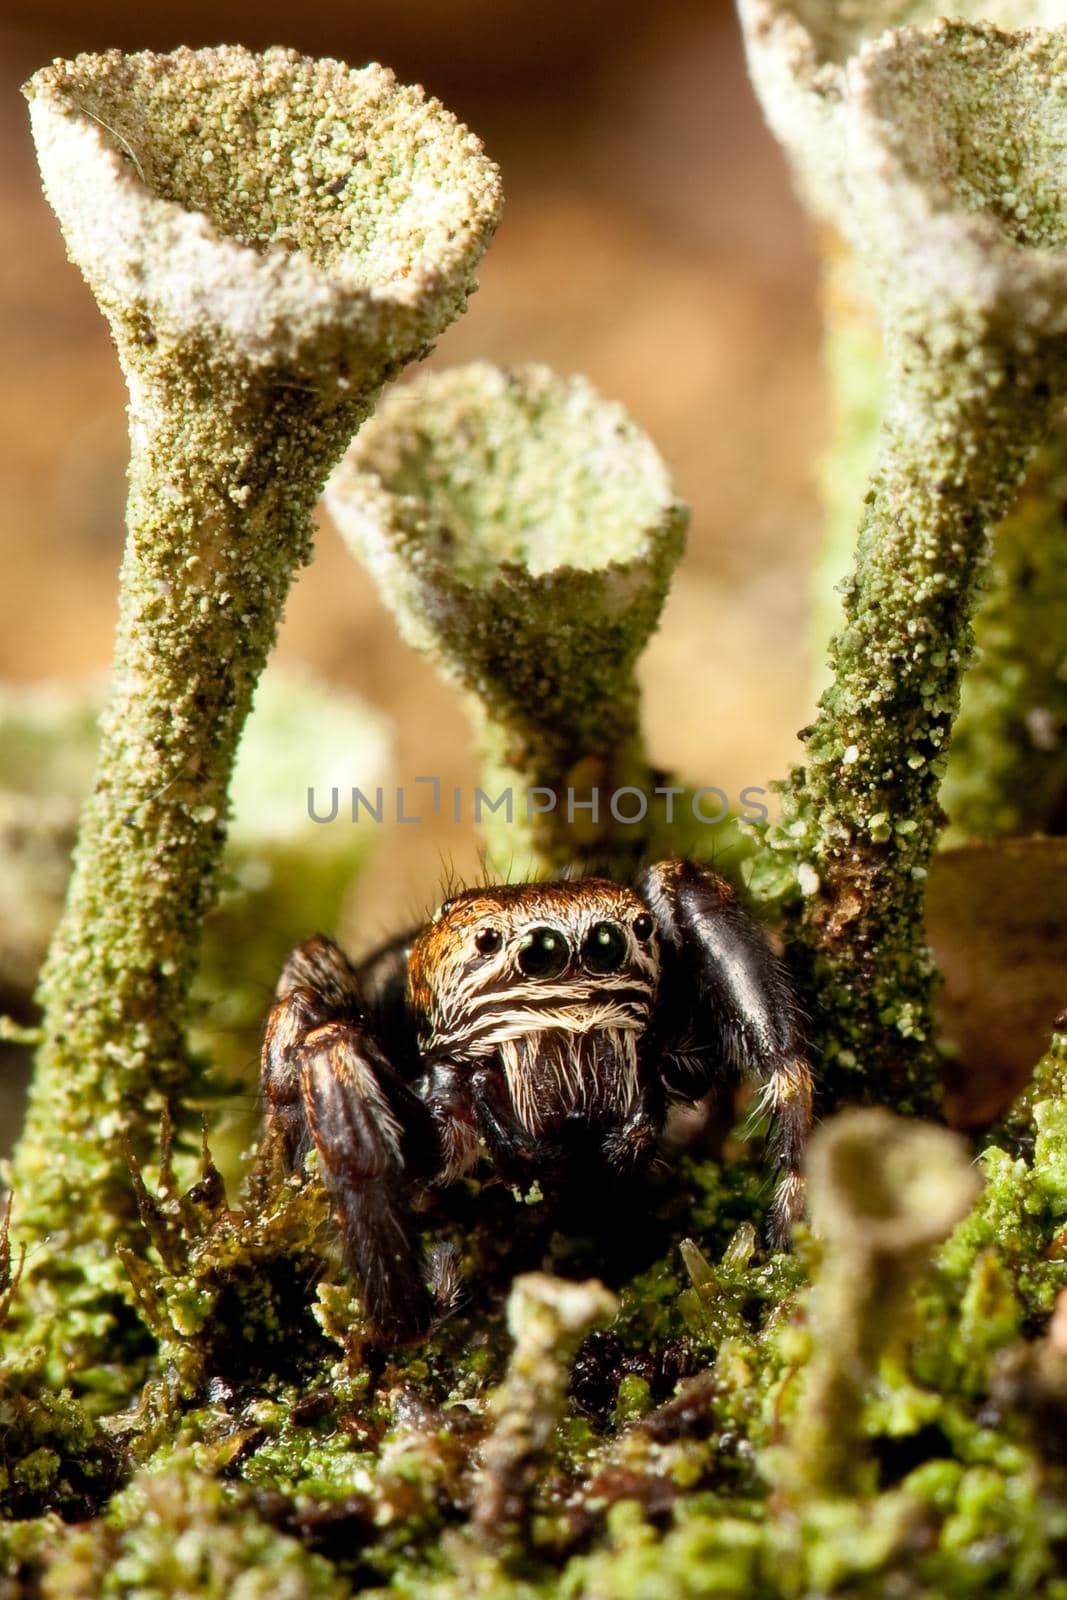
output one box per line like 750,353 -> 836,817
261,937 -> 443,1341
635,858 -> 812,1242
260,859 -> 813,1343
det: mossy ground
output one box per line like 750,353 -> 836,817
5,1034 -> 1067,1598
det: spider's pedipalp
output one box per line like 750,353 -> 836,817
637,858 -> 813,1239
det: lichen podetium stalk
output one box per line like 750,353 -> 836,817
817,271 -> 1067,848
942,417 -> 1067,842
12,46 -> 500,1376
769,318 -> 1067,1108
741,8 -> 1067,1108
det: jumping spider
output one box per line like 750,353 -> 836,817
261,857 -> 813,1342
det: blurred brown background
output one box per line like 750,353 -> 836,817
0,2 -> 825,1135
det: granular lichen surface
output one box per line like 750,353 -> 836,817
9,43 -> 501,1384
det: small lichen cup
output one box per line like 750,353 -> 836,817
326,361 -> 689,875
780,1107 -> 982,1499
13,46 -> 500,1379
473,1272 -> 618,1542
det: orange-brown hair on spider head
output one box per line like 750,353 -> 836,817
407,877 -> 659,1035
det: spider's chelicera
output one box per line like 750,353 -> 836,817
261,857 -> 813,1341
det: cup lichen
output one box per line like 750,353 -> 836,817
740,3 -> 1067,1108
12,44 -> 500,1379
778,1107 -> 982,1500
325,361 -> 688,877
473,1272 -> 618,1545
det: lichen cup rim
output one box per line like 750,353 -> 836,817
326,360 -> 687,595
806,1106 -> 983,1252
742,0 -> 1067,325
25,45 -> 503,369
848,23 -> 1067,322
741,0 -> 1064,81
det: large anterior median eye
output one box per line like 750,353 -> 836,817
516,926 -> 570,978
582,921 -> 628,974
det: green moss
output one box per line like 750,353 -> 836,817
0,1360 -> 120,1521
2,1097 -> 1062,1600
40,1458 -> 349,1600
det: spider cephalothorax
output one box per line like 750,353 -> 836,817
410,881 -> 660,1152
261,858 -> 812,1341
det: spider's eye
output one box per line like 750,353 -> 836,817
632,912 -> 654,942
516,926 -> 570,979
582,921 -> 628,974
475,927 -> 503,956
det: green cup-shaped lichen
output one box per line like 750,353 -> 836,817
326,361 -> 688,875
807,1108 -> 982,1258
781,1108 -> 982,1499
473,1271 -> 618,1543
741,7 -> 1067,1109
14,46 -> 500,1379
28,48 -> 501,378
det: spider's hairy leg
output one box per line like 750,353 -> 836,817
262,935 -> 363,1169
301,1020 -> 441,1341
262,935 -> 442,1341
638,858 -> 813,1243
